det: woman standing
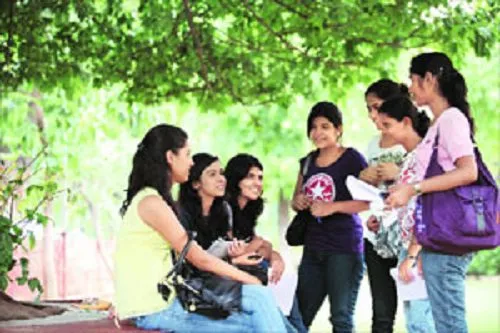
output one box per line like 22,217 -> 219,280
386,52 -> 478,333
360,79 -> 407,333
292,102 -> 369,332
114,124 -> 288,332
377,96 -> 436,332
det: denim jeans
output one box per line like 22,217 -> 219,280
287,295 -> 307,333
364,239 -> 398,333
398,248 -> 436,333
297,248 -> 364,333
421,249 -> 473,333
134,285 -> 293,332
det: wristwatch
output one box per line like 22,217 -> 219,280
413,183 -> 422,196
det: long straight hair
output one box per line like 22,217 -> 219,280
120,124 -> 188,216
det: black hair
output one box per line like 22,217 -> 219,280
410,52 -> 474,134
120,124 -> 187,216
224,153 -> 264,240
178,153 -> 230,249
378,96 -> 430,138
307,101 -> 343,136
365,79 -> 409,100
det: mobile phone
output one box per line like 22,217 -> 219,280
248,254 -> 262,260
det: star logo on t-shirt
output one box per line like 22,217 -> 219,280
303,173 -> 335,202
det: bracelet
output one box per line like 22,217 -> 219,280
407,255 -> 418,261
413,183 -> 422,196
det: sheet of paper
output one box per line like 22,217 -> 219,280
390,267 -> 429,301
346,176 -> 398,228
346,176 -> 384,203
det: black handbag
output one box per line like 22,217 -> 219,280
157,231 -> 242,319
286,153 -> 314,246
286,210 -> 316,246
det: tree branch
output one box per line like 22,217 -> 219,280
241,0 -> 305,55
182,0 -> 212,90
270,0 -> 310,19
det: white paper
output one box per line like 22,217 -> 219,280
390,267 -> 429,301
346,175 -> 384,204
346,176 -> 398,228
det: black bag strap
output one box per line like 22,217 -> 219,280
167,231 -> 197,279
302,153 -> 313,177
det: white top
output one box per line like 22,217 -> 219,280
363,135 -> 406,244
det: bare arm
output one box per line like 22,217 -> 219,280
359,165 -> 380,186
241,236 -> 269,257
310,200 -> 370,217
419,156 -> 477,193
386,156 -> 477,208
138,195 -> 260,284
292,172 -> 311,212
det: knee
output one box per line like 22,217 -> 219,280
242,285 -> 274,304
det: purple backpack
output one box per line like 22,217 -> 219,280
415,133 -> 500,255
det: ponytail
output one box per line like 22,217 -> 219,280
437,68 -> 475,134
415,110 -> 431,138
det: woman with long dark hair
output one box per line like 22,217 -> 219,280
225,153 -> 308,332
360,79 -> 407,333
224,153 -> 286,283
178,152 -> 263,264
386,52 -> 479,333
114,124 -> 288,332
377,96 -> 436,333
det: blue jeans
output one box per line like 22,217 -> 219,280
297,248 -> 364,333
421,249 -> 473,333
135,285 -> 293,332
398,249 -> 436,333
287,295 -> 307,333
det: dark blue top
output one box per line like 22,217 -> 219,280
300,148 -> 367,253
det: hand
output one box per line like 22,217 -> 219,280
376,162 -> 400,181
359,166 -> 380,185
417,255 -> 423,277
231,252 -> 263,266
293,193 -> 312,211
245,275 -> 262,285
385,184 -> 414,208
228,239 -> 249,258
398,257 -> 416,283
269,252 -> 285,284
310,201 -> 335,217
366,215 -> 380,233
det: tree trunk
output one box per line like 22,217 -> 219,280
41,218 -> 58,300
0,291 -> 65,321
278,188 -> 290,256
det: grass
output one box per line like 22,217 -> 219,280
308,275 -> 500,333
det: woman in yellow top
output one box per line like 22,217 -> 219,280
114,124 -> 290,332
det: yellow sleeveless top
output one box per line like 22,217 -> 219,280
114,187 -> 173,319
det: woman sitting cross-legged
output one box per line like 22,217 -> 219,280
113,124 -> 290,332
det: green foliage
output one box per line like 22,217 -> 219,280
468,247 -> 500,276
1,1 -> 498,107
0,2 -> 498,278
0,149 -> 59,293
